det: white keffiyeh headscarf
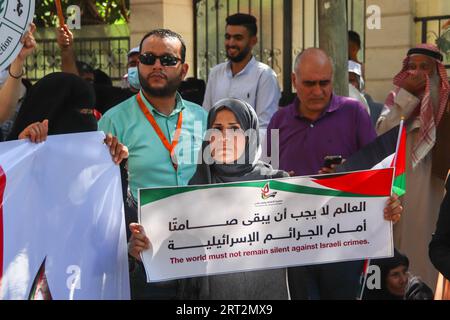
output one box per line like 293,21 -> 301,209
384,44 -> 449,168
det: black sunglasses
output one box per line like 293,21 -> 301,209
138,53 -> 182,67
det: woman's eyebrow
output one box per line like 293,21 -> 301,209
212,122 -> 240,126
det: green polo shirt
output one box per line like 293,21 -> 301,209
98,91 -> 207,199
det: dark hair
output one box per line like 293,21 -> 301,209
373,249 -> 410,285
94,69 -> 113,86
362,249 -> 410,300
348,30 -> 361,48
76,61 -> 94,75
226,13 -> 257,37
139,29 -> 186,63
179,77 -> 206,105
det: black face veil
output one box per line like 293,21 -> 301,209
8,72 -> 97,140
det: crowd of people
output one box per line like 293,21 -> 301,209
0,13 -> 448,300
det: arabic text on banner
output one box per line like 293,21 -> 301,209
139,168 -> 394,282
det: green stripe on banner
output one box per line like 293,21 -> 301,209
140,179 -> 383,206
392,173 -> 406,197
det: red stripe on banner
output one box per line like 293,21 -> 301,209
394,126 -> 406,177
313,168 -> 394,196
363,259 -> 370,274
0,166 -> 6,287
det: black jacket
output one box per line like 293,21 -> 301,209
429,178 -> 450,280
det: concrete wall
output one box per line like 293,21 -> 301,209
415,0 -> 450,18
364,0 -> 416,102
129,0 -> 195,77
365,0 -> 450,102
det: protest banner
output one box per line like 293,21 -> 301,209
0,132 -> 130,300
139,168 -> 394,282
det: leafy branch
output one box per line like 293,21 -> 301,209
34,0 -> 130,27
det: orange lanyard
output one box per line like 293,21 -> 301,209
136,92 -> 183,170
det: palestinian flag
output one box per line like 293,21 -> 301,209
335,122 -> 407,299
336,122 -> 406,197
28,258 -> 53,300
391,123 -> 406,196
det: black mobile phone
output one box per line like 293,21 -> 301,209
323,155 -> 343,168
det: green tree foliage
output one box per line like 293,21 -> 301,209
34,0 -> 130,27
436,22 -> 450,60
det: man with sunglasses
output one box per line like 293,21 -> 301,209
98,29 -> 207,299
267,48 -> 377,299
203,13 -> 280,139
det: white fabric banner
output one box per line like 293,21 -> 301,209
139,169 -> 394,282
0,132 -> 130,300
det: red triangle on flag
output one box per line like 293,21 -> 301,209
313,168 -> 394,197
391,125 -> 406,178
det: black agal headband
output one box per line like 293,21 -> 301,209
407,47 -> 443,62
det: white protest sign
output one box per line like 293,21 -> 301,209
0,132 -> 130,300
0,0 -> 35,71
139,168 -> 394,282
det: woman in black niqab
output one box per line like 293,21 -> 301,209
8,72 -> 97,140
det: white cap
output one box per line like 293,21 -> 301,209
348,60 -> 362,76
128,46 -> 140,57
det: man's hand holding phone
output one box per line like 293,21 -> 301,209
319,155 -> 344,174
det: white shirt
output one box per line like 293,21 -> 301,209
203,56 -> 281,129
349,84 -> 370,115
377,88 -> 421,131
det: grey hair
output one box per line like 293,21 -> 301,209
293,48 -> 335,75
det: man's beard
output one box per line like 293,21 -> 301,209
226,45 -> 252,63
139,72 -> 182,97
429,71 -> 441,113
